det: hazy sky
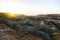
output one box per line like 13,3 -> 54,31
0,0 -> 60,15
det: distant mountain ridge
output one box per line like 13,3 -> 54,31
37,14 -> 60,20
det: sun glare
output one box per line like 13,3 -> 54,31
0,1 -> 24,14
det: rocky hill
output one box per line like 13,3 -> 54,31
0,12 -> 60,40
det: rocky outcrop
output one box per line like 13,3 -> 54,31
0,13 -> 60,40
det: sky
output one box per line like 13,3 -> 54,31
0,0 -> 60,15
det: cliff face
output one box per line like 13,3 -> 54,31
0,13 -> 60,40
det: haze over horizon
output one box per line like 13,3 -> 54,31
0,0 -> 60,15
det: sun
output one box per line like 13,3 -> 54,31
0,1 -> 24,14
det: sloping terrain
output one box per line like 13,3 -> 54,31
0,24 -> 43,40
0,13 -> 60,40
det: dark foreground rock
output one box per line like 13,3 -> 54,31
0,24 -> 43,40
